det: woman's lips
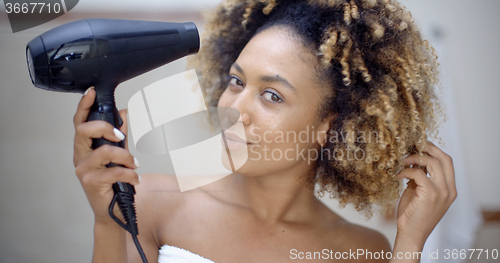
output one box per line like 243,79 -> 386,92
221,136 -> 248,149
221,131 -> 250,149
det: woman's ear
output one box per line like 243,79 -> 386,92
316,113 -> 337,147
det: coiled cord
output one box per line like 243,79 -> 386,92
109,184 -> 149,263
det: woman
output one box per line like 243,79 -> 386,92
72,0 -> 456,262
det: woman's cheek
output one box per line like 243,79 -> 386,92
248,127 -> 261,144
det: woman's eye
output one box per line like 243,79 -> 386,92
262,91 -> 283,103
229,76 -> 244,87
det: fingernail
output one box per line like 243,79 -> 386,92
83,86 -> 94,96
138,175 -> 142,183
113,128 -> 125,141
134,157 -> 140,168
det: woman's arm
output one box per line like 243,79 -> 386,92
92,220 -> 128,262
389,141 -> 457,262
73,87 -> 153,263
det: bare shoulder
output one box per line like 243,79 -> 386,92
318,206 -> 392,262
339,221 -> 391,250
136,173 -> 181,193
134,173 -> 184,213
133,173 -> 185,234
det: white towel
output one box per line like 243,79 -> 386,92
158,244 -> 216,263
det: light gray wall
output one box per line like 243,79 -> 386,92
1,1 -> 499,262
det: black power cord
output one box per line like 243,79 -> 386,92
109,182 -> 149,263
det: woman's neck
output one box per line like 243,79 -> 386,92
215,161 -> 322,224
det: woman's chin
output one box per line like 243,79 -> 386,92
220,144 -> 250,172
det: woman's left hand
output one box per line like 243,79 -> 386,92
395,140 -> 457,246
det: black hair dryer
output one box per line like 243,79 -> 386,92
26,18 -> 200,262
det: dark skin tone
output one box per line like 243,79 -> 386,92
72,26 -> 456,262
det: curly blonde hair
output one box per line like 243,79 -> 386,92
187,0 -> 445,216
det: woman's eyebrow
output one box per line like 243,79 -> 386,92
261,75 -> 296,93
231,62 -> 296,93
231,62 -> 244,75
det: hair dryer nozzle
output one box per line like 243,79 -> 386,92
26,18 -> 200,94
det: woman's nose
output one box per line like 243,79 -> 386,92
226,107 -> 241,125
226,89 -> 253,126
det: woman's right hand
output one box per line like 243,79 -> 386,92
73,87 -> 141,223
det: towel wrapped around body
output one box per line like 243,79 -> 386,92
158,244 -> 216,263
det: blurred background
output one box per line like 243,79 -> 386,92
0,0 -> 498,262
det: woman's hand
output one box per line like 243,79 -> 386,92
394,140 -> 457,249
73,87 -> 141,223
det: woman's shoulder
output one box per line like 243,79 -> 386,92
318,205 -> 392,258
134,173 -> 185,211
133,173 -> 229,246
137,173 -> 181,191
132,173 -> 184,226
133,173 -> 217,225
337,220 -> 391,252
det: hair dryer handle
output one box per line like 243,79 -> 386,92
86,99 -> 124,149
86,94 -> 138,232
86,98 -> 136,193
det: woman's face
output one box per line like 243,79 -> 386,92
218,25 -> 334,177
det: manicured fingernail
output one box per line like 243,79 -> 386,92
138,175 -> 142,183
83,86 -> 94,96
113,128 -> 125,140
134,157 -> 140,168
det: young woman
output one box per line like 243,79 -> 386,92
72,0 -> 456,262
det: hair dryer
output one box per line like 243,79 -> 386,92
26,18 -> 200,263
